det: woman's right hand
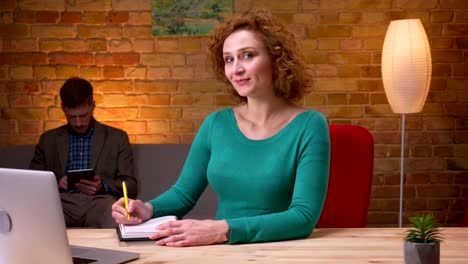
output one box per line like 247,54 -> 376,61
111,198 -> 153,225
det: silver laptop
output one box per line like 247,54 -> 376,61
0,168 -> 139,264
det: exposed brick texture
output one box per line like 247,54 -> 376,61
1,0 -> 467,227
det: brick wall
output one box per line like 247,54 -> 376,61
1,0 -> 467,227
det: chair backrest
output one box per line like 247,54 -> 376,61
316,125 -> 374,228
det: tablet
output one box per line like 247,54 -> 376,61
67,169 -> 95,191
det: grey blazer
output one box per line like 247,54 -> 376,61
29,120 -> 137,198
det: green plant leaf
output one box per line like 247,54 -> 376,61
404,214 -> 443,243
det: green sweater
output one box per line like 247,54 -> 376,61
148,108 -> 330,244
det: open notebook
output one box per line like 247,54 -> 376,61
0,168 -> 139,264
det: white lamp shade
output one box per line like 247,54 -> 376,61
381,19 -> 432,114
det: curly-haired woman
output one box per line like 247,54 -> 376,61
112,10 -> 330,247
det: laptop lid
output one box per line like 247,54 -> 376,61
0,168 -> 139,264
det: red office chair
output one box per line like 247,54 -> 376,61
316,125 -> 374,228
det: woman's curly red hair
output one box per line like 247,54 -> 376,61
208,10 -> 312,102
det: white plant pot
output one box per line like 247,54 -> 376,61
404,241 -> 440,264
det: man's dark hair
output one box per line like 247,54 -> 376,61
60,77 -> 94,108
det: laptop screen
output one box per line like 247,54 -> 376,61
1,168 -> 74,263
0,168 -> 138,264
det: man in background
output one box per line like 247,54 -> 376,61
30,77 -> 137,228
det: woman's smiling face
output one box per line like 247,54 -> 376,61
222,29 -> 274,99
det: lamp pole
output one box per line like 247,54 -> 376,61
399,113 -> 405,228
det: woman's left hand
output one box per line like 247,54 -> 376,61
149,219 -> 229,247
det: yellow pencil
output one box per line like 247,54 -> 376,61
122,181 -> 131,220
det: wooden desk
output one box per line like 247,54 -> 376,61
68,227 -> 468,263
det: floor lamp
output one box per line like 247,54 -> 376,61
381,19 -> 432,228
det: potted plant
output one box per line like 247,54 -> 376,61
404,214 -> 443,264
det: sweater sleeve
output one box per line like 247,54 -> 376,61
226,113 -> 330,243
147,113 -> 214,218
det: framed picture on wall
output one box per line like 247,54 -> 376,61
152,0 -> 233,36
